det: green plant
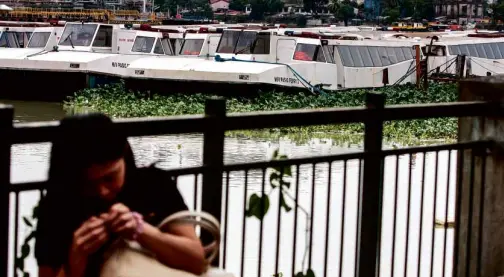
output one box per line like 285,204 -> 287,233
16,204 -> 39,277
246,149 -> 315,277
65,81 -> 459,144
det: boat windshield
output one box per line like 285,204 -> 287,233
293,43 -> 326,62
59,24 -> 98,47
28,32 -> 51,48
180,39 -> 204,55
0,32 -> 20,48
131,36 -> 155,53
216,30 -> 270,54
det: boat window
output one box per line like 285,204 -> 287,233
131,36 -> 155,53
28,32 -> 51,48
180,39 -> 204,55
92,25 -> 113,47
216,30 -> 241,53
235,31 -> 257,54
316,47 -> 326,62
323,45 -> 335,63
336,46 -> 416,67
153,38 -> 164,54
59,24 -> 98,47
448,43 -> 504,59
16,32 -> 31,48
293,43 -> 317,61
172,38 -> 183,55
0,32 -> 20,48
251,33 -> 270,54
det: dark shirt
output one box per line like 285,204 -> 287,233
34,166 -> 188,276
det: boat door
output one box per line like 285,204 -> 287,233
276,38 -> 296,63
208,34 -> 220,56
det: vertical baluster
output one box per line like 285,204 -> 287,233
291,165 -> 301,276
308,163 -> 316,268
257,169 -> 266,277
430,151 -> 440,277
442,151 -> 452,277
417,152 -> 427,277
338,160 -> 348,277
240,171 -> 249,277
403,154 -> 414,277
323,162 -> 333,277
274,168 -> 285,276
391,155 -> 400,277
222,172 -> 230,269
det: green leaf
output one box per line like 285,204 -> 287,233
24,231 -> 36,244
294,269 -> 315,277
272,149 -> 279,159
22,217 -> 32,228
273,165 -> 292,177
280,180 -> 291,189
278,154 -> 288,160
269,172 -> 280,188
245,193 -> 270,220
279,192 -> 292,212
15,257 -> 24,271
21,244 -> 30,259
32,205 -> 39,219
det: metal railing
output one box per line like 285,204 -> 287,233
0,92 -> 498,277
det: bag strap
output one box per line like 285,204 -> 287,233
157,211 -> 221,265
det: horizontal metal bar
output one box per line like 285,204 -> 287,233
222,151 -> 365,171
224,101 -> 492,130
9,181 -> 46,193
10,101 -> 493,144
12,115 -> 208,144
382,141 -> 492,156
9,165 -> 206,192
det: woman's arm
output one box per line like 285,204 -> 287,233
136,222 -> 206,275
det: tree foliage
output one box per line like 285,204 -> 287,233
329,0 -> 355,26
249,0 -> 284,20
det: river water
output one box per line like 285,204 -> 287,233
4,100 -> 456,277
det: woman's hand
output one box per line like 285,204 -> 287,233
68,216 -> 109,277
106,203 -> 140,240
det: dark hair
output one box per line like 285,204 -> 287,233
46,113 -> 136,222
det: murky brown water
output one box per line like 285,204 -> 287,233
5,101 -> 455,277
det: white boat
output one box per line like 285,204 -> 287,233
124,29 -> 422,93
0,22 -> 189,100
426,35 -> 504,77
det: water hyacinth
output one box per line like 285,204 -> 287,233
65,81 -> 459,143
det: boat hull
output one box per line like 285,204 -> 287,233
123,77 -> 301,96
0,69 -> 121,101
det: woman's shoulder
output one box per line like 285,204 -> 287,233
135,165 -> 177,186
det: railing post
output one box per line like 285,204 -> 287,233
356,92 -> 385,277
201,97 -> 226,266
0,104 -> 13,277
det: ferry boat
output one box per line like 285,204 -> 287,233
426,35 -> 504,77
124,29 -> 422,94
0,22 -> 227,100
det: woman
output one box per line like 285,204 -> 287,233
35,113 -> 205,277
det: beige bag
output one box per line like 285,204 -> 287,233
100,210 -> 234,277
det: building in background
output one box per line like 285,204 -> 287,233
434,0 -> 484,22
364,0 -> 380,19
